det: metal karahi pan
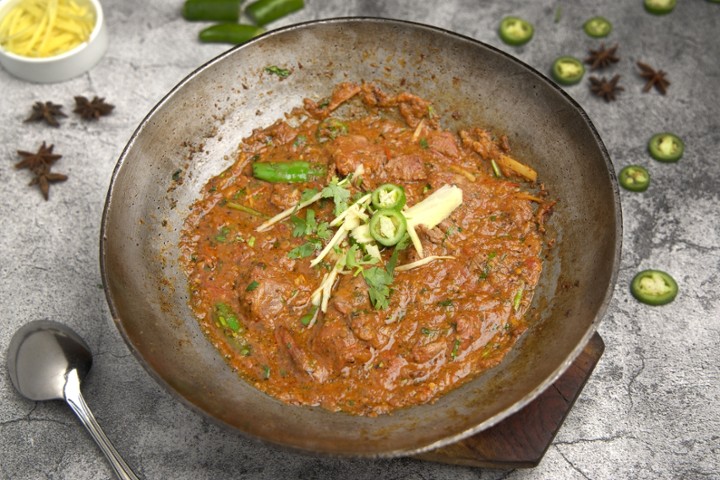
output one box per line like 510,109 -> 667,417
101,18 -> 621,457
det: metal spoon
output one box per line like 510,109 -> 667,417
7,320 -> 141,480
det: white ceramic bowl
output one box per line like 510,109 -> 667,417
0,0 -> 108,83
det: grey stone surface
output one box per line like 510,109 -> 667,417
1,0 -> 719,479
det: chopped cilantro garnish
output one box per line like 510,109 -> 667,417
246,281 -> 260,292
214,226 -> 231,243
419,138 -> 429,149
362,266 -> 393,310
321,177 -> 351,215
288,239 -> 322,259
315,222 -> 331,240
265,66 -> 290,78
345,245 -> 379,276
291,209 -> 318,237
437,299 -> 454,307
300,188 -> 319,203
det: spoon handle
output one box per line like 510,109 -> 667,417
64,369 -> 141,480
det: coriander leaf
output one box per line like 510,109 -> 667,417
246,281 -> 260,292
288,239 -> 321,259
321,178 -> 350,215
316,221 -> 331,240
362,266 -> 393,310
214,226 -> 231,243
265,66 -> 290,78
290,209 -> 317,237
290,215 -> 306,237
300,188 -> 319,203
305,209 -> 317,232
386,234 -> 409,275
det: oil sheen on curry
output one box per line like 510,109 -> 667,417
180,82 -> 553,416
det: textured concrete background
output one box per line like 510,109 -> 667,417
1,1 -> 719,479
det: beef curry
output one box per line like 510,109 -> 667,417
180,82 -> 552,416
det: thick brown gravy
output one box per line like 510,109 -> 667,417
180,82 -> 551,416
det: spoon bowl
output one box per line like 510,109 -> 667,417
7,320 -> 92,401
7,320 -> 140,480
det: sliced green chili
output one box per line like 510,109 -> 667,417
371,184 -> 406,211
583,16 -> 612,38
245,0 -> 305,26
300,306 -> 318,326
644,0 -> 676,15
512,283 -> 524,311
619,165 -> 650,192
183,0 -> 242,22
199,24 -> 265,44
214,302 -> 243,332
631,270 -> 678,305
252,161 -> 326,183
491,159 -> 502,177
369,209 -> 408,247
498,16 -> 534,46
648,133 -> 684,162
551,56 -> 585,85
450,339 -> 461,359
226,202 -> 266,218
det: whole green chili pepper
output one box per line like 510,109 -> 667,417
199,23 -> 265,44
252,161 -> 326,183
245,0 -> 305,26
183,0 -> 243,22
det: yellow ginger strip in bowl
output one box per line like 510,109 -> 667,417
0,0 -> 95,57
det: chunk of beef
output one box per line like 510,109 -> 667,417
277,327 -> 329,383
237,264 -> 294,330
385,154 -> 427,181
313,317 -> 371,374
427,131 -> 460,159
304,82 -> 361,118
395,92 -> 431,127
270,183 -> 300,210
459,128 -> 503,161
329,134 -> 386,182
411,339 -> 446,363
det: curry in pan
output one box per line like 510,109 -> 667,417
180,82 -> 553,416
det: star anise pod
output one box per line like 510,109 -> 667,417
24,101 -> 67,127
29,164 -> 68,201
73,96 -> 115,120
589,75 -> 624,102
585,43 -> 620,71
15,142 -> 62,171
637,61 -> 670,94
